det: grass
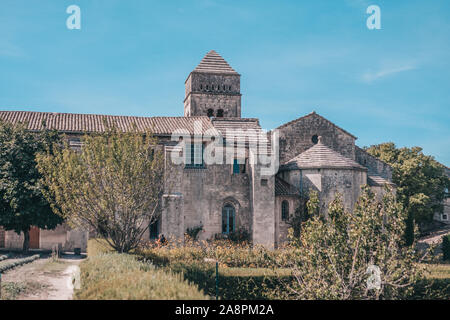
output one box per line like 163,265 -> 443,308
424,263 -> 450,279
0,281 -> 47,300
75,241 -> 209,300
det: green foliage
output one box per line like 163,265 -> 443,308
365,143 -> 450,239
0,121 -> 63,251
137,240 -> 295,268
288,189 -> 318,238
168,262 -> 293,300
443,235 -> 450,261
185,225 -> 203,241
285,186 -> 427,299
74,252 -> 208,300
36,126 -> 164,253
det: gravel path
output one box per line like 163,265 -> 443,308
1,255 -> 84,300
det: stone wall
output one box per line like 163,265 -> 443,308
277,113 -> 356,164
184,72 -> 241,117
282,167 -> 366,214
162,144 -> 252,241
355,146 -> 392,180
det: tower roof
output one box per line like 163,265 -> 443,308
193,50 -> 239,75
285,136 -> 367,171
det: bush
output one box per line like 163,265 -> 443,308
443,235 -> 450,261
0,254 -> 10,262
87,239 -> 114,257
137,240 -> 296,268
0,255 -> 40,273
167,262 -> 293,300
76,240 -> 208,300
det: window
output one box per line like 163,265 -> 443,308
217,109 -> 224,117
261,179 -> 268,186
281,201 -> 289,222
233,159 -> 240,174
185,143 -> 204,168
442,214 -> 448,221
222,204 -> 236,234
311,135 -> 318,144
207,109 -> 214,117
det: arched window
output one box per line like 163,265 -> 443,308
311,135 -> 318,144
222,204 -> 236,234
281,200 -> 289,222
217,109 -> 224,117
207,109 -> 214,117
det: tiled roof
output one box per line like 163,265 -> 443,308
211,118 -> 271,154
368,175 -> 395,187
285,136 -> 367,171
0,111 -> 218,136
275,111 -> 357,139
275,177 -> 300,196
193,50 -> 239,75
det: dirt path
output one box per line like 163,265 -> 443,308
1,255 -> 84,300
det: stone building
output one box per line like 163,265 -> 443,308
0,50 -> 395,249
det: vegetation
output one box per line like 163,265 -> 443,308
0,121 -> 63,252
0,255 -> 40,273
365,143 -> 450,243
37,126 -> 164,253
75,240 -> 208,300
283,186 -> 431,299
443,235 -> 450,262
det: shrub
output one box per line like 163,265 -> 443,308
75,253 -> 209,300
87,239 -> 114,257
167,262 -> 293,300
0,255 -> 40,273
185,225 -> 203,241
443,235 -> 450,261
137,240 -> 296,268
0,254 -> 10,262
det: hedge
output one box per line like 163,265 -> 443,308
165,262 -> 293,300
443,235 -> 450,262
0,255 -> 40,273
0,254 -> 10,262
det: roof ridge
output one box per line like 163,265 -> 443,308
275,111 -> 357,139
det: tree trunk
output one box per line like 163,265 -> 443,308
23,228 -> 30,252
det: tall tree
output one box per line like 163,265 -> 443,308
36,127 -> 164,253
0,120 -> 63,251
365,143 -> 450,244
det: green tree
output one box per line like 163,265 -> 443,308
285,186 -> 427,299
365,143 -> 450,244
0,120 -> 63,252
36,127 -> 164,253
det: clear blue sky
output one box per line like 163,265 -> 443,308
0,0 -> 449,165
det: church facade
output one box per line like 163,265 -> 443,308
0,50 -> 395,250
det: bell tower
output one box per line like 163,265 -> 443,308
184,50 -> 241,118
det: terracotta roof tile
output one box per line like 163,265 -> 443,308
0,111 -> 218,136
285,136 -> 367,170
193,50 -> 239,75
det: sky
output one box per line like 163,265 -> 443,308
0,0 -> 449,166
